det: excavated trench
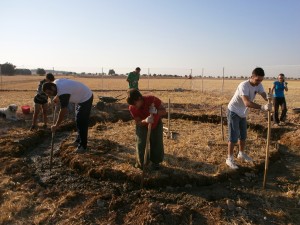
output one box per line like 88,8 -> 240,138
8,106 -> 293,191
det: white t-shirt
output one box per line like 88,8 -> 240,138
54,79 -> 92,104
228,80 -> 265,118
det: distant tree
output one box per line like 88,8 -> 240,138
108,69 -> 115,75
36,68 -> 46,75
0,62 -> 16,75
15,68 -> 32,75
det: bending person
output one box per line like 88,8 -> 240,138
127,89 -> 166,170
43,79 -> 93,153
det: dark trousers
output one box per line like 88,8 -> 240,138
75,95 -> 93,148
136,120 -> 164,166
273,97 -> 287,123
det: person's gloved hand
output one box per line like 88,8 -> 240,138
267,93 -> 272,100
145,115 -> 154,124
261,103 -> 272,111
149,105 -> 157,114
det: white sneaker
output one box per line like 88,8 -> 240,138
226,158 -> 238,169
237,152 -> 253,162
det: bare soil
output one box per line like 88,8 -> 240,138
0,92 -> 300,224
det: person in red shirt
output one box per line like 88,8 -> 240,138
127,89 -> 167,170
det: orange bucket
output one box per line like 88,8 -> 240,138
21,105 -> 30,114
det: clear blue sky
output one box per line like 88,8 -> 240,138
1,0 -> 300,77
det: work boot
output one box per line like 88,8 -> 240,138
151,163 -> 160,171
226,158 -> 238,169
30,125 -> 37,131
75,146 -> 87,153
237,152 -> 253,162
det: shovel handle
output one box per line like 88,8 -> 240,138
263,88 -> 272,188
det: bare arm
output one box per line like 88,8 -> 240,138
55,107 -> 68,127
241,95 -> 264,110
260,92 -> 268,101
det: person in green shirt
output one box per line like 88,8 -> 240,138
127,67 -> 141,89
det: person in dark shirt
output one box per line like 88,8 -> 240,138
30,73 -> 55,130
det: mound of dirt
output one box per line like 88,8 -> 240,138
279,128 -> 300,149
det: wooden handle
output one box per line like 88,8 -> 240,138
263,88 -> 272,188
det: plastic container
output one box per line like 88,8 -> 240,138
21,105 -> 30,114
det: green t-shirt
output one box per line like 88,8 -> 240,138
127,72 -> 140,89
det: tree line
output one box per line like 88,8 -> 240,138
0,62 -> 46,76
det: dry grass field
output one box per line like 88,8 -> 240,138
1,74 -> 300,108
0,75 -> 299,224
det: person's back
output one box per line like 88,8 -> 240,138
54,79 -> 92,104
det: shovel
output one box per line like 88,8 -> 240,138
50,131 -> 55,172
141,104 -> 155,188
50,105 -> 57,172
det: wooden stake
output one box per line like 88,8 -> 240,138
263,88 -> 272,189
168,98 -> 170,138
220,105 -> 224,141
221,67 -> 225,94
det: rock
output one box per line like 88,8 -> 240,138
166,186 -> 173,192
236,206 -> 242,212
244,172 -> 252,177
226,199 -> 235,211
185,184 -> 192,189
97,199 -> 105,207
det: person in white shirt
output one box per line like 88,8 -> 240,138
43,79 -> 93,153
226,67 -> 272,169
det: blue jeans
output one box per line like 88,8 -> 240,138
227,109 -> 247,143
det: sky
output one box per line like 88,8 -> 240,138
1,0 -> 300,77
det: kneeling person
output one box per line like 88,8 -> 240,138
43,79 -> 93,153
127,89 -> 167,170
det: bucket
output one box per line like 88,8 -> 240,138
21,105 -> 30,114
